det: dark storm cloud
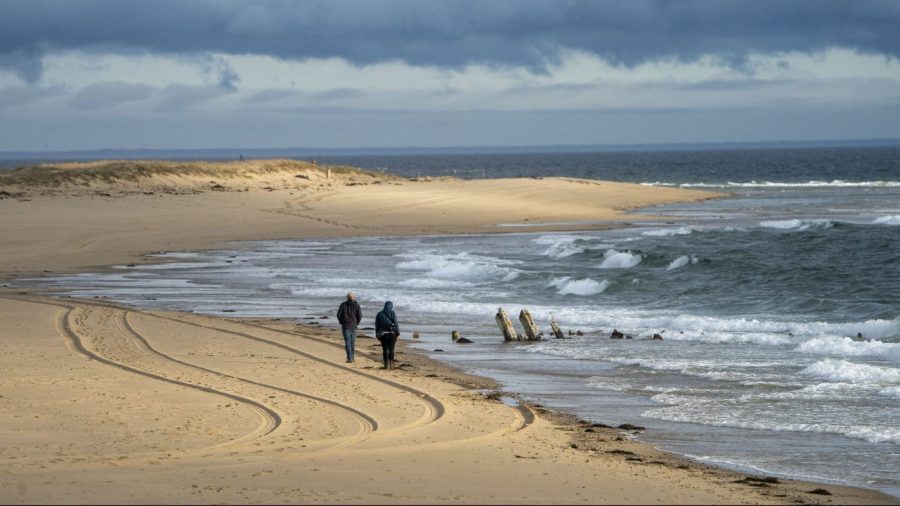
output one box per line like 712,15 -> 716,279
1,0 -> 899,82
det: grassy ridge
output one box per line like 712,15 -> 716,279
0,159 -> 389,188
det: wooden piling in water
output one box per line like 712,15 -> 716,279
519,309 -> 543,341
496,307 -> 518,342
550,316 -> 565,339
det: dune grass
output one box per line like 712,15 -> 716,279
0,159 -> 388,188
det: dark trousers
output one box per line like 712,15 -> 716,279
379,335 -> 397,363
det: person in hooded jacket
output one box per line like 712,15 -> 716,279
375,301 -> 400,369
336,292 -> 362,363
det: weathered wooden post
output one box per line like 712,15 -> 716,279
451,330 -> 460,341
549,314 -> 565,339
519,309 -> 543,341
496,307 -> 517,342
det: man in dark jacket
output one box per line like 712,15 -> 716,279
375,301 -> 400,369
336,292 -> 362,363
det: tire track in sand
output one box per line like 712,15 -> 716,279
152,314 -> 447,432
120,311 -> 379,437
50,302 -> 281,450
169,315 -> 535,435
10,294 -> 532,455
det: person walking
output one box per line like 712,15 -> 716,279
336,292 -> 362,363
375,301 -> 400,369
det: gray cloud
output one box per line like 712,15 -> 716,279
0,84 -> 64,109
152,84 -> 227,112
69,82 -> 155,110
1,0 -> 899,82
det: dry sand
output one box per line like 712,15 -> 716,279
0,160 -> 894,504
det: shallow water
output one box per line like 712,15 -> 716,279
22,147 -> 900,497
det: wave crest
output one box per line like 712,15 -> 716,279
801,359 -> 900,384
873,215 -> 900,226
547,277 -> 610,296
598,249 -> 642,269
759,219 -> 833,231
395,252 -> 521,282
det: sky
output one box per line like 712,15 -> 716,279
1,0 -> 900,151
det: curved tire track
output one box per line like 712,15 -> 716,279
7,294 -> 532,450
52,303 -> 281,446
121,312 -> 378,437
154,314 -> 446,430
181,316 -> 537,435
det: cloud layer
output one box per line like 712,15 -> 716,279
1,1 -> 899,150
2,0 -> 899,82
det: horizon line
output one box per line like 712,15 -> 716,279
2,137 -> 900,159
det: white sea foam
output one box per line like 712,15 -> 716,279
579,355 -> 789,382
597,249 -> 642,269
642,227 -> 695,237
873,215 -> 900,226
666,255 -> 699,271
585,376 -> 631,392
644,405 -> 900,444
645,180 -> 900,188
801,359 -> 900,384
878,386 -> 900,400
532,234 -> 592,245
795,336 -> 900,361
543,241 -> 585,258
395,252 -> 521,282
406,298 -> 899,346
397,278 -> 475,289
740,382 -> 869,402
554,278 -> 611,296
759,219 -> 833,231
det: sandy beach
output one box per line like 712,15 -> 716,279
1,160 -> 894,504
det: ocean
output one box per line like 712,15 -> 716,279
24,147 -> 900,496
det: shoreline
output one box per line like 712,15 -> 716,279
3,289 -> 894,504
2,161 -> 895,504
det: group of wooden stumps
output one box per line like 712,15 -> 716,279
447,307 -> 664,343
494,307 -> 665,343
495,307 -> 563,342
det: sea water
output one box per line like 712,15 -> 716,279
26,147 -> 900,496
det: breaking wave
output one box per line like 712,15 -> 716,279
801,359 -> 900,384
759,219 -> 833,231
667,255 -> 699,271
873,215 -> 900,226
642,227 -> 695,237
547,277 -> 610,296
597,249 -> 642,269
795,336 -> 900,361
395,252 -> 521,282
533,235 -> 588,258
